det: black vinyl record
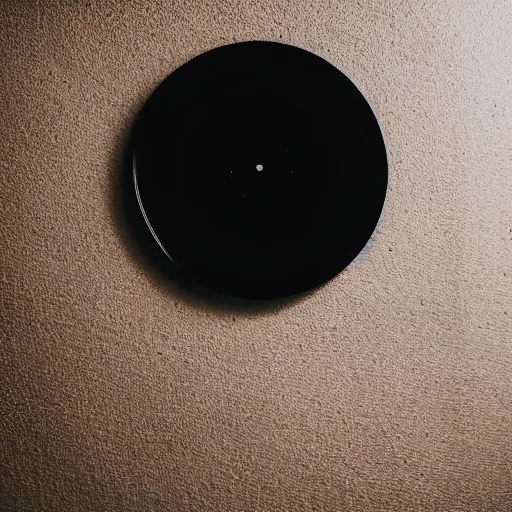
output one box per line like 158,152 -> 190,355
130,41 -> 387,299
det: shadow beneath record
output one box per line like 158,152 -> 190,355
109,117 -> 308,316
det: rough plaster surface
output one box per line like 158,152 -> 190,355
1,1 -> 511,511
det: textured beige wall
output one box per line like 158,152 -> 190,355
1,1 -> 512,511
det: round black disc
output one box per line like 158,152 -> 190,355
131,41 -> 387,299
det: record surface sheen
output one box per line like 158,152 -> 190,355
131,41 -> 387,299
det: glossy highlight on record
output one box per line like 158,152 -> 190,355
130,41 -> 388,299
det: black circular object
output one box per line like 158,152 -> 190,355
131,41 -> 387,299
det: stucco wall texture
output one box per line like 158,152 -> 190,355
1,1 -> 511,511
